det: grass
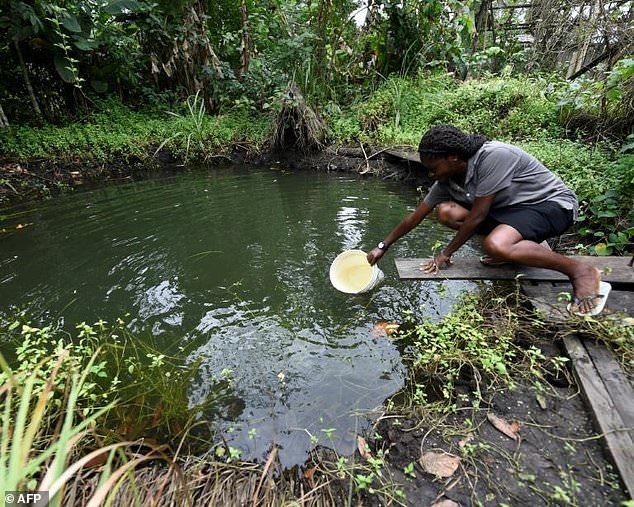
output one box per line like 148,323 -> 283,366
0,98 -> 272,164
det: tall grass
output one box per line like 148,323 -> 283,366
0,350 -> 149,506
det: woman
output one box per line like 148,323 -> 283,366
367,125 -> 610,316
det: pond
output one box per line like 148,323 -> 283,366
0,164 -> 481,466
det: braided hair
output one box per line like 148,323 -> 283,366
418,125 -> 486,160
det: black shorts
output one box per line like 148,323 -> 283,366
482,201 -> 574,243
461,201 -> 574,243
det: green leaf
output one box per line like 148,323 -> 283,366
61,12 -> 81,32
606,88 -> 622,101
73,36 -> 98,50
619,141 -> 634,153
593,243 -> 612,256
54,54 -> 77,83
104,0 -> 142,15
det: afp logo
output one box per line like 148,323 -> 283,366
4,491 -> 49,506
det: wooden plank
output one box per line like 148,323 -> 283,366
520,283 -> 634,320
522,281 -> 634,496
562,336 -> 634,497
582,340 -> 634,428
520,283 -> 571,321
395,256 -> 634,284
384,149 -> 423,165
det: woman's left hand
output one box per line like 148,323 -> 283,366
421,253 -> 452,273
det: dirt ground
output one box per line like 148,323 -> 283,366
372,375 -> 626,506
292,328 -> 628,506
1,148 -> 631,506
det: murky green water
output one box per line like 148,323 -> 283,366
0,165 -> 480,466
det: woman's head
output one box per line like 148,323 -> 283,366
418,125 -> 486,161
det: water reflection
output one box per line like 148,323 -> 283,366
336,202 -> 368,251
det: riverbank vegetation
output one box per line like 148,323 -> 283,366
1,0 -> 633,504
1,1 -> 633,247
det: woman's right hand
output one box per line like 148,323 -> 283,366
367,248 -> 385,266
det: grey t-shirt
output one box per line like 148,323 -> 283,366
423,141 -> 579,219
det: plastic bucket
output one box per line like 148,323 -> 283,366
329,249 -> 385,294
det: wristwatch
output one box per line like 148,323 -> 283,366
377,241 -> 388,251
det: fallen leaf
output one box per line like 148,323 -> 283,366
419,451 -> 461,478
458,434 -> 474,448
357,435 -> 372,459
303,466 -> 316,480
487,412 -> 521,441
84,452 -> 107,469
372,321 -> 400,336
16,224 -> 25,229
431,499 -> 460,507
536,393 -> 547,410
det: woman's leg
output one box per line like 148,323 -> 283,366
483,224 -> 602,314
436,201 -> 470,229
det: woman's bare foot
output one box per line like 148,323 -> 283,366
569,265 -> 603,314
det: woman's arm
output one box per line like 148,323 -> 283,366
367,200 -> 434,265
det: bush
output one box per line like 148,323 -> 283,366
327,73 -> 563,148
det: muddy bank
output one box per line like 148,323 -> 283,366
0,145 -> 426,206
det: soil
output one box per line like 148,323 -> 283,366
1,147 -> 631,506
0,145 -> 425,206
372,370 -> 625,506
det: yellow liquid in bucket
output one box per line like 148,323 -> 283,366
340,263 -> 372,292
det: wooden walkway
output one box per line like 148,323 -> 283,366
522,281 -> 634,498
394,255 -> 634,497
395,255 -> 634,284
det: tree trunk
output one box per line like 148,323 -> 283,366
472,0 -> 491,52
14,40 -> 43,124
0,102 -> 9,128
239,0 -> 254,76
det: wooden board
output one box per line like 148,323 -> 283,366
562,336 -> 634,497
522,281 -> 634,497
582,340 -> 634,428
395,256 -> 634,284
384,148 -> 422,165
521,283 -> 634,321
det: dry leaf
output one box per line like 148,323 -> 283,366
84,452 -> 107,469
431,499 -> 460,507
303,466 -> 316,480
372,321 -> 400,336
419,451 -> 460,478
536,393 -> 547,410
458,434 -> 474,448
487,412 -> 521,441
357,435 -> 372,459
